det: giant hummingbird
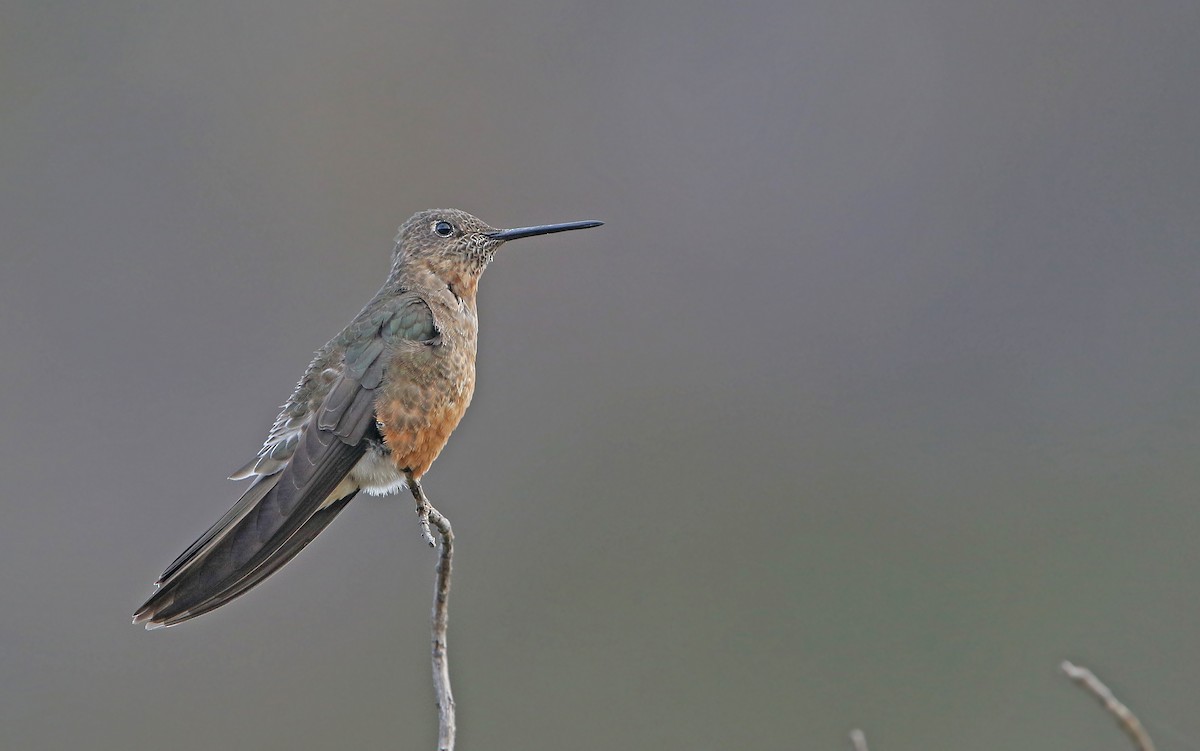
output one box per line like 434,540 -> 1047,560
134,209 -> 602,628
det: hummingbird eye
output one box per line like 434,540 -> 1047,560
433,221 -> 454,238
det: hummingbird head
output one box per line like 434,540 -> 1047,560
391,209 -> 603,294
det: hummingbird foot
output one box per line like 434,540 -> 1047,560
406,472 -> 437,547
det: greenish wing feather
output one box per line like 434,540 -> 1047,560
341,295 -> 436,377
229,294 -> 437,480
384,295 -> 438,344
319,294 -> 436,442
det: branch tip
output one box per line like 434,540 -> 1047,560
1061,660 -> 1155,751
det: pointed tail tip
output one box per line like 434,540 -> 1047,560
133,610 -> 169,630
132,599 -> 167,630
132,608 -> 152,627
134,593 -> 191,629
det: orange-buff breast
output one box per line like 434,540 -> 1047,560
378,391 -> 473,479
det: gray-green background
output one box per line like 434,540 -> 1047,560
3,1 -> 1199,749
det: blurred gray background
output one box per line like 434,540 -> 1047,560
3,1 -> 1199,749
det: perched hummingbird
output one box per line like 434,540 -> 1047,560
133,209 -> 602,628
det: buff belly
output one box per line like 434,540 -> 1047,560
378,395 -> 471,479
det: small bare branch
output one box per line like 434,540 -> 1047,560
409,476 -> 456,751
1061,660 -> 1155,751
849,728 -> 869,751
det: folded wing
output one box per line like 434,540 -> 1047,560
133,295 -> 435,628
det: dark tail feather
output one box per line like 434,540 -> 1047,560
133,425 -> 364,628
156,476 -> 280,585
137,493 -> 358,628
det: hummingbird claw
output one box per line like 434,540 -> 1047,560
408,473 -> 437,547
417,502 -> 436,547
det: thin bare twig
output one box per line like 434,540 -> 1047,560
849,728 -> 869,751
409,476 -> 456,751
1061,660 -> 1155,751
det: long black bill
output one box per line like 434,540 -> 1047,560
488,220 -> 604,241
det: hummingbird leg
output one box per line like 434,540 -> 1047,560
406,471 -> 437,547
403,471 -> 456,748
